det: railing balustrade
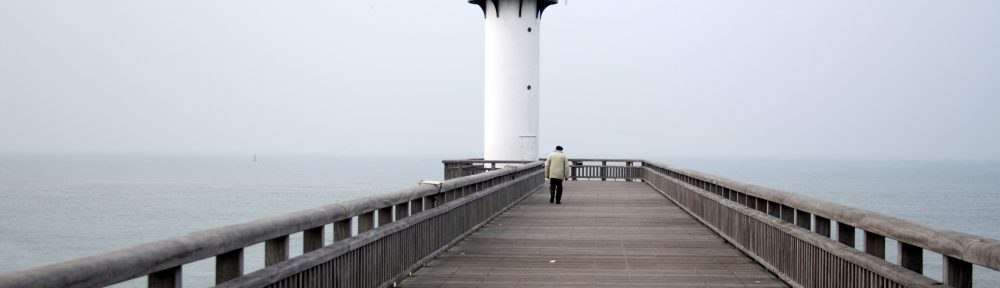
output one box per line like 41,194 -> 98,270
444,158 -> 644,181
442,159 -> 533,179
567,158 -> 643,181
3,158 -> 998,288
642,160 -> 1000,288
0,162 -> 545,288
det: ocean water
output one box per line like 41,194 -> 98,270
1,155 -> 998,287
0,154 -> 442,287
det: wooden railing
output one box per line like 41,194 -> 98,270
0,162 -> 545,288
5,158 -> 997,288
444,158 -> 644,181
642,160 -> 1000,288
442,159 -> 533,180
568,158 -> 643,181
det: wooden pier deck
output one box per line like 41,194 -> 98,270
6,160 -> 993,288
399,181 -> 788,288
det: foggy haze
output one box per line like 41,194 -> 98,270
1,0 -> 998,160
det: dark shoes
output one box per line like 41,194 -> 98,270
556,202 -> 562,204
549,198 -> 554,203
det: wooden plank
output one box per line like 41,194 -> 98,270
411,198 -> 424,215
865,231 -> 886,260
265,235 -> 289,267
303,226 -> 324,253
358,211 -> 375,234
797,210 -> 812,230
838,222 -> 856,248
398,181 -> 787,287
815,216 -> 831,238
945,255 -> 972,288
395,202 -> 410,220
899,242 -> 923,273
334,219 -> 351,241
781,204 -> 795,223
148,266 -> 181,288
377,207 -> 393,227
215,248 -> 243,284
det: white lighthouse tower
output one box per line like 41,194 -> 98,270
469,0 -> 557,162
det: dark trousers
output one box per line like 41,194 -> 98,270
549,178 -> 563,203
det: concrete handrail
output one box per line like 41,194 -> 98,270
0,161 -> 544,288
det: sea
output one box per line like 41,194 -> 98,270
0,155 -> 997,287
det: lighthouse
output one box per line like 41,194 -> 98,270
469,0 -> 557,162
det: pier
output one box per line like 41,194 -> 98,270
1,159 -> 998,288
399,180 -> 785,287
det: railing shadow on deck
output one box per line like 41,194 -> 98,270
0,162 -> 545,288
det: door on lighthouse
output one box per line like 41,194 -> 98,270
519,136 -> 537,161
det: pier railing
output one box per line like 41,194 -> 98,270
568,158 -> 643,181
0,162 -> 545,288
5,158 -> 998,288
642,160 -> 1000,288
442,159 -> 533,179
444,158 -> 644,181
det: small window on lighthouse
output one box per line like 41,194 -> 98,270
527,27 -> 532,32
527,85 -> 532,90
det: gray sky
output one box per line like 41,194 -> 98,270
1,0 -> 998,160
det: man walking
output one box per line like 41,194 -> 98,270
545,146 -> 570,204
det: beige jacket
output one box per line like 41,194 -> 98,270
545,151 -> 570,180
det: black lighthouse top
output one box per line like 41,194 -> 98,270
469,0 -> 558,18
